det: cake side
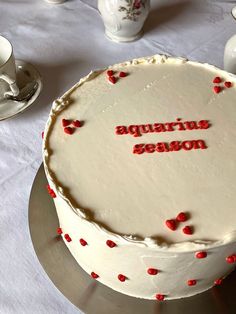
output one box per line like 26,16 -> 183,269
46,178 -> 236,300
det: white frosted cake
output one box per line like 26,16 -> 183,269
43,55 -> 236,301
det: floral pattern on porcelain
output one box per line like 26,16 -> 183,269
98,0 -> 150,42
119,0 -> 147,22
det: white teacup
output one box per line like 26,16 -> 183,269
0,35 -> 19,101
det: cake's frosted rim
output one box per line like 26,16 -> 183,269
43,54 -> 236,251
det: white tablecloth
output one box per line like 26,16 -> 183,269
0,0 -> 235,313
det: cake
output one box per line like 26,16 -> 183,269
43,55 -> 236,301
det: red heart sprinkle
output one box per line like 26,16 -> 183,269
91,272 -> 99,279
226,255 -> 235,264
156,294 -> 165,301
106,240 -> 116,248
187,279 -> 197,286
46,185 -> 56,198
182,226 -> 193,235
107,70 -> 114,77
195,251 -> 207,259
214,278 -> 223,285
224,81 -> 232,88
165,219 -> 177,231
213,77 -> 222,84
64,234 -> 72,242
213,86 -> 221,94
72,120 -> 81,128
41,131 -> 44,139
109,76 -> 117,84
147,268 -> 158,275
57,227 -> 63,235
62,119 -> 71,127
50,190 -> 56,198
176,212 -> 187,222
119,71 -> 127,78
64,127 -> 74,135
118,274 -> 126,282
80,238 -> 87,246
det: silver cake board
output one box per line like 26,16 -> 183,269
28,164 -> 236,314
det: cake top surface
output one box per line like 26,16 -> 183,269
43,55 -> 236,247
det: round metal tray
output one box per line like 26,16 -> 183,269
28,164 -> 236,314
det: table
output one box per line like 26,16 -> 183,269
0,1 -> 235,313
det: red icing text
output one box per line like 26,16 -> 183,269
115,118 -> 210,155
133,139 -> 207,155
115,118 -> 210,138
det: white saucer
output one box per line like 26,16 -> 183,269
0,60 -> 42,121
28,164 -> 236,314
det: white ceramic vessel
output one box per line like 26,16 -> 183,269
224,34 -> 236,74
98,0 -> 150,42
224,7 -> 236,74
0,35 -> 19,101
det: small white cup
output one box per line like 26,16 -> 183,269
0,35 -> 19,101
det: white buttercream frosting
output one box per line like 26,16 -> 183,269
43,55 -> 236,299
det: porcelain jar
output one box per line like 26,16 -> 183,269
98,0 -> 150,42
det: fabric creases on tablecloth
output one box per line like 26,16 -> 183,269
0,0 -> 235,313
